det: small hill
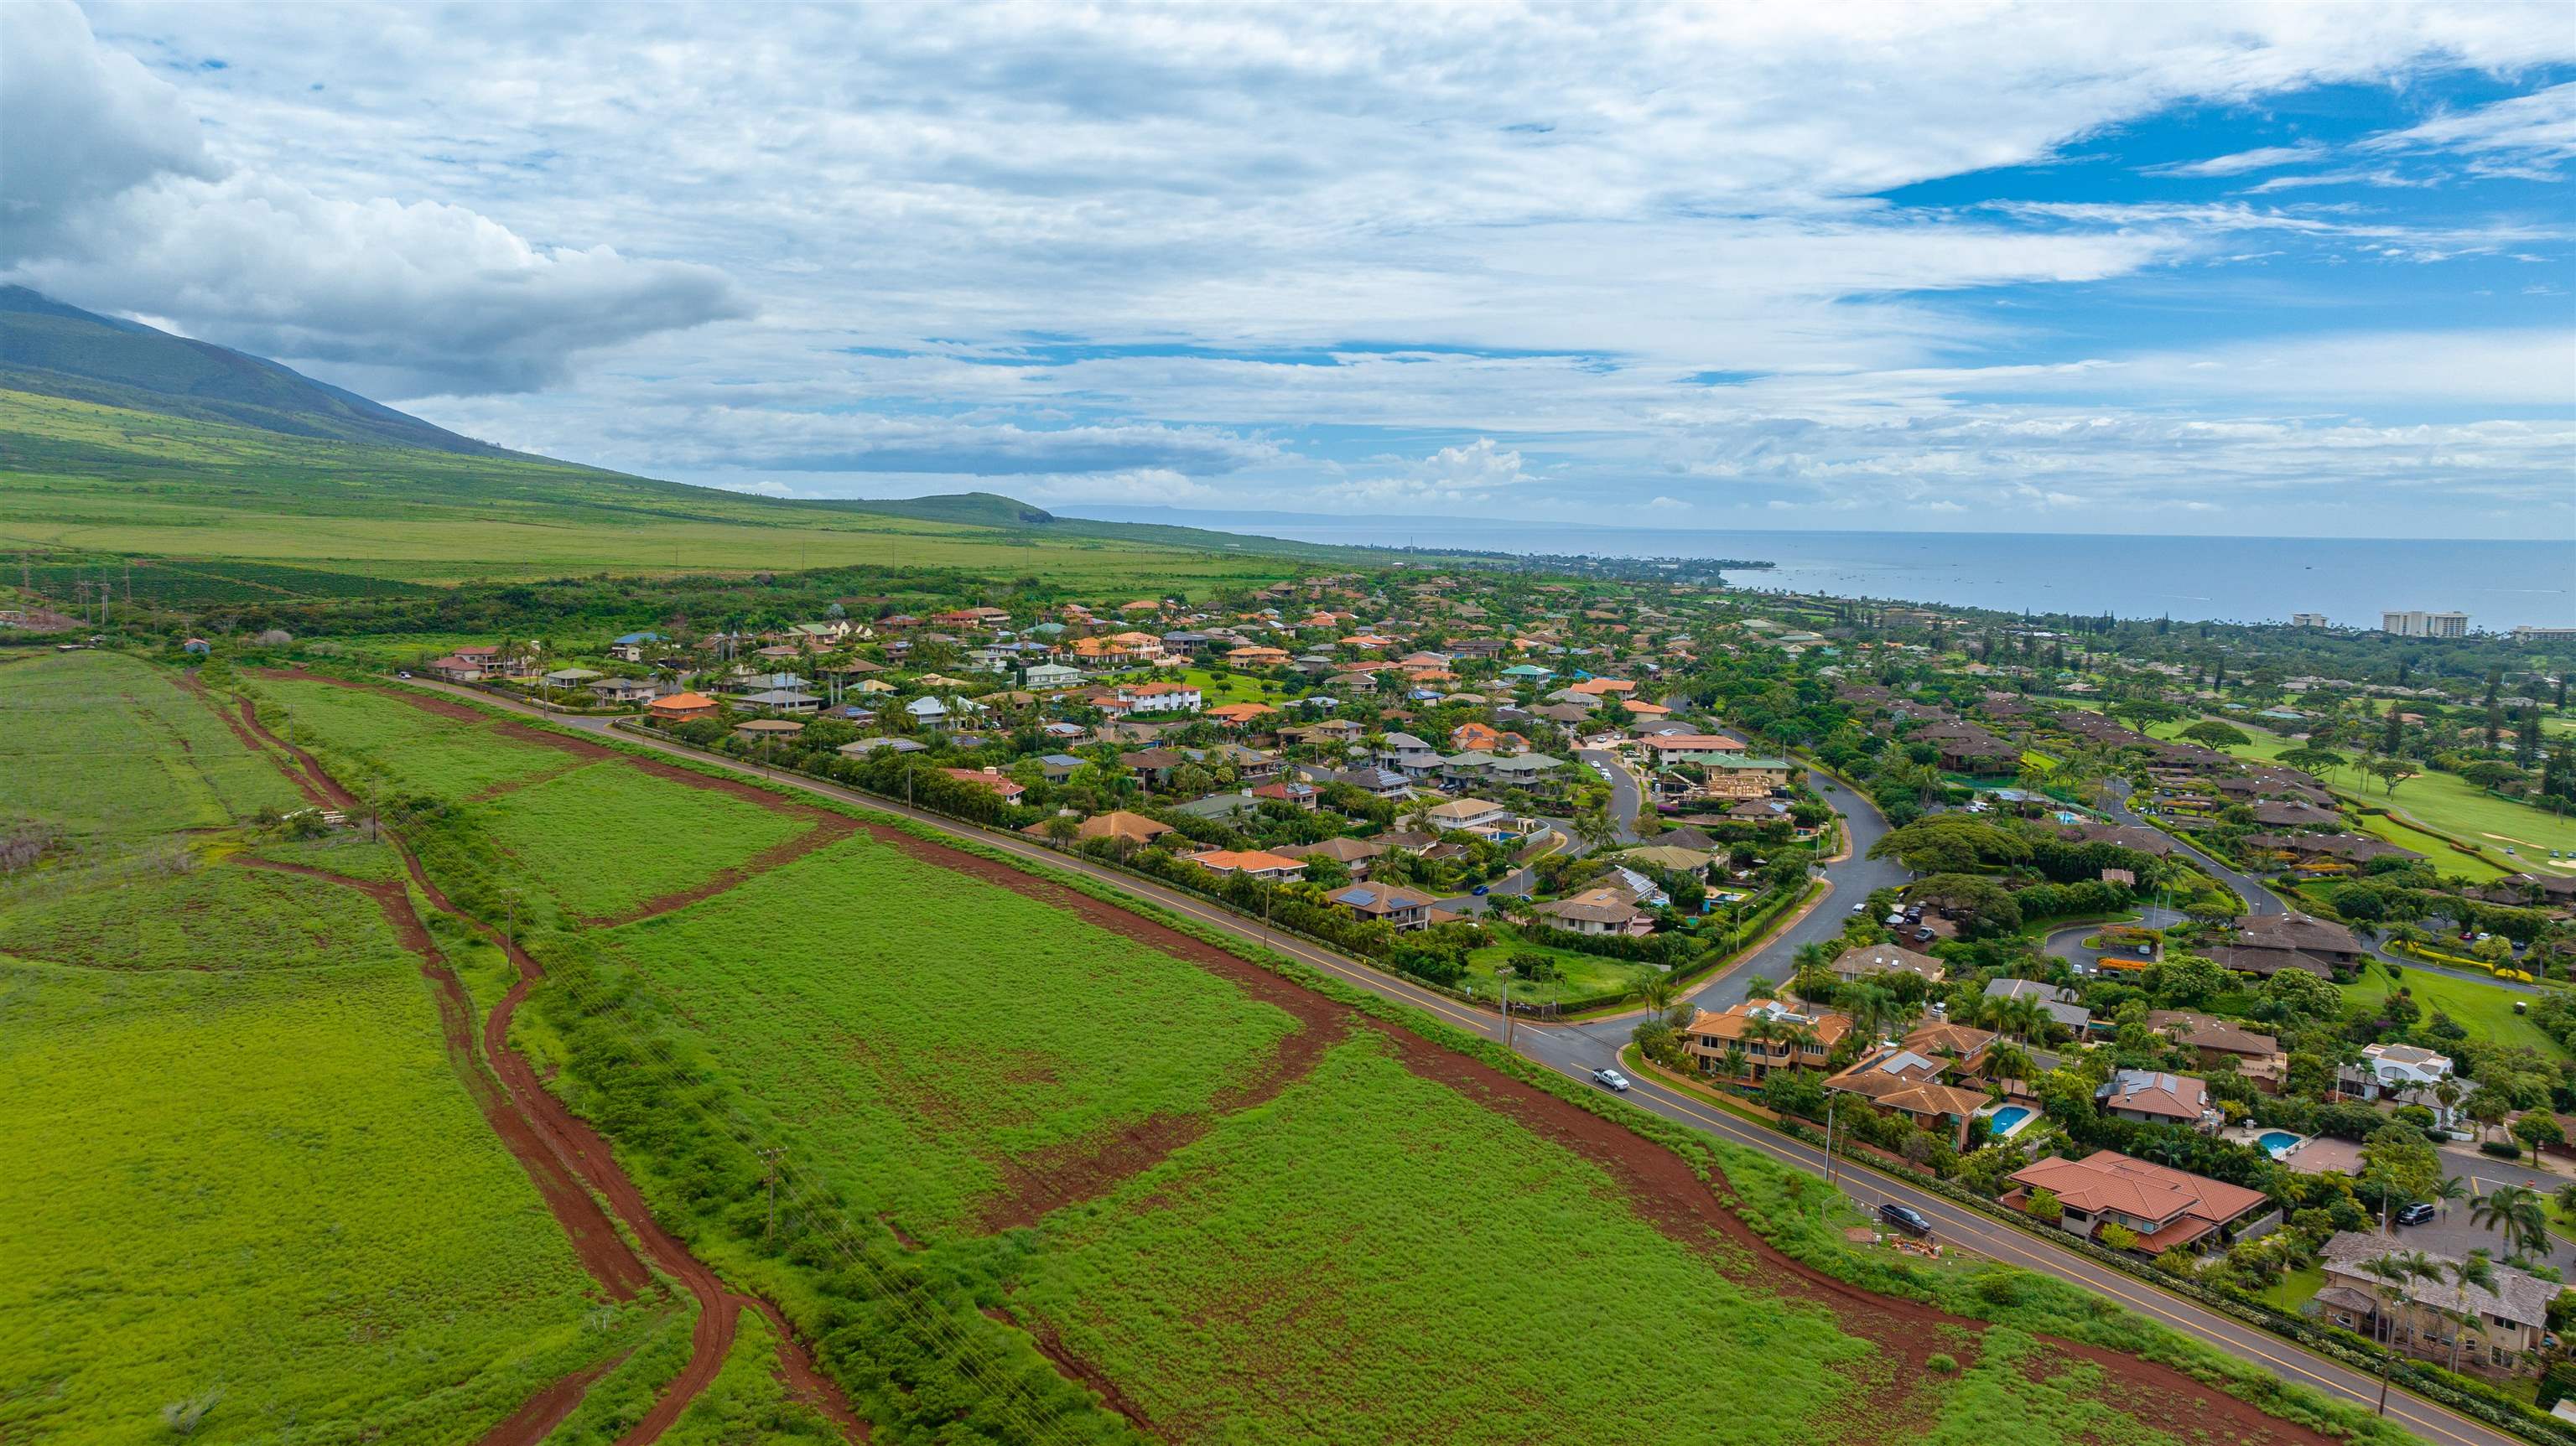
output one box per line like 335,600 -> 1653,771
0,287 -> 501,454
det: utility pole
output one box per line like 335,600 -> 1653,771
1497,963 -> 1516,1051
758,1147 -> 786,1244
1824,1095 -> 1837,1189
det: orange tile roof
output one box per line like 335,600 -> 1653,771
648,692 -> 718,711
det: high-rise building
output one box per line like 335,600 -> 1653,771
2381,610 -> 2468,639
2290,613 -> 2329,627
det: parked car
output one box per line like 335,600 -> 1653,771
1471,884 -> 1489,896
1592,1067 -> 1631,1093
2394,1202 -> 2438,1227
1851,901 -> 1867,914
1877,1202 -> 1933,1237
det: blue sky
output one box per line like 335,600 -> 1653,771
8,2 -> 2573,538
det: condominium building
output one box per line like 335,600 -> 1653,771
2381,610 -> 2468,639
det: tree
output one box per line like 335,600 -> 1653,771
2096,1221 -> 2140,1252
2512,1111 -> 2565,1154
1041,813 -> 1080,849
2181,721 -> 2251,749
2023,1186 -> 2064,1224
2360,1122 -> 2440,1207
2367,755 -> 2420,797
2472,1184 -> 2550,1261
2433,1174 -> 2470,1222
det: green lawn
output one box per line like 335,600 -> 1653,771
0,955 -> 631,1446
0,651 -> 301,855
1464,920 -> 1657,1005
2345,962 -> 2565,1058
2351,809 -> 2510,884
659,1307 -> 839,1446
2256,1264 -> 2326,1314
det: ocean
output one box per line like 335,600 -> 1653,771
1062,509 -> 2576,631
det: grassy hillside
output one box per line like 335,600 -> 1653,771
0,286 -> 502,455
0,388 -> 1389,590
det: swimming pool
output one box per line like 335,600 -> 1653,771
1987,1105 -> 2034,1135
2257,1130 -> 2303,1155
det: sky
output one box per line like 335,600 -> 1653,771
6,1 -> 2574,540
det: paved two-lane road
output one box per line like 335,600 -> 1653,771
403,679 -> 2512,1446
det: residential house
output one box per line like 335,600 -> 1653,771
1250,780 -> 1319,811
1276,837 -> 1388,875
1534,886 -> 1656,936
1106,681 -> 1202,716
587,677 -> 660,705
1487,754 -> 1566,793
1638,734 -> 1748,766
2006,1150 -> 2271,1256
423,655 -> 489,683
1984,978 -> 2095,1036
1328,884 -> 1436,930
735,718 -> 805,741
1205,702 -> 1278,727
1424,797 -> 1509,832
2210,913 -> 2366,978
1024,661 -> 1086,689
1183,848 -> 1307,881
1678,1000 -> 1853,1083
2148,1012 -> 2288,1085
1900,1019 -> 1996,1075
1375,732 -> 1443,777
1018,810 -> 1172,847
1119,748 -> 1187,788
1825,1048 -> 1991,1148
647,691 -> 720,723
734,687 -> 822,715
1036,753 -> 1089,783
1693,756 -> 1795,801
2319,1232 -> 2562,1376
2096,1068 -> 2220,1132
942,768 -> 1026,802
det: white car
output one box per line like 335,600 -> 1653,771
1592,1067 -> 1632,1093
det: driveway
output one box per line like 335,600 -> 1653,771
403,676 -> 2516,1446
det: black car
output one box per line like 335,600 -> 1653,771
2394,1202 -> 2438,1227
1877,1202 -> 1934,1237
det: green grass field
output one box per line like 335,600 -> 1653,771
661,1308 -> 839,1446
0,651 -> 301,853
0,860 -> 421,972
252,675 -> 579,799
474,761 -> 813,922
2345,962 -> 2564,1058
2350,809 -> 2511,883
238,830 -> 412,884
590,832 -> 1300,1240
1015,1032 -> 1875,1443
0,951 -> 627,1446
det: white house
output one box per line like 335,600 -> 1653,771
1025,661 -> 1086,689
1425,797 -> 1508,831
1112,681 -> 1202,715
2358,1043 -> 2454,1090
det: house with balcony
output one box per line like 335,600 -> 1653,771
1677,1001 -> 1852,1084
1327,884 -> 1436,931
2096,1068 -> 2222,1132
1823,1048 -> 1992,1148
2319,1232 -> 2562,1377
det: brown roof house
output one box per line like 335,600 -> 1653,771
2006,1150 -> 2269,1256
2095,1068 -> 2222,1132
2210,912 -> 2366,979
1825,1047 -> 1990,1148
1678,1000 -> 1853,1085
1326,883 -> 1436,931
1019,810 -> 1172,848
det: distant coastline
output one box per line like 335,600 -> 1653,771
1058,505 -> 2576,631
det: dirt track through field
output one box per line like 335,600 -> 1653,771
222,686 -> 868,1446
242,673 -> 2338,1446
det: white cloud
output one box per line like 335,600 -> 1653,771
3,0 -> 746,395
2361,80 -> 2576,168
2141,142 -> 2327,177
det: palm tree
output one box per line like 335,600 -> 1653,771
1639,971 -> 1679,1016
2357,1250 -> 2442,1412
2472,1184 -> 2550,1261
2431,1174 -> 2469,1223
2438,1250 -> 2499,1373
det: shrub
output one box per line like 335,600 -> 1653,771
2482,1138 -> 2523,1159
1924,1353 -> 1959,1374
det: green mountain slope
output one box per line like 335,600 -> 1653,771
0,287 -> 502,455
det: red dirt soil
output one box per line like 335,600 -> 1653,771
247,674 -> 2336,1446
468,1345 -> 636,1446
222,690 -> 868,1446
